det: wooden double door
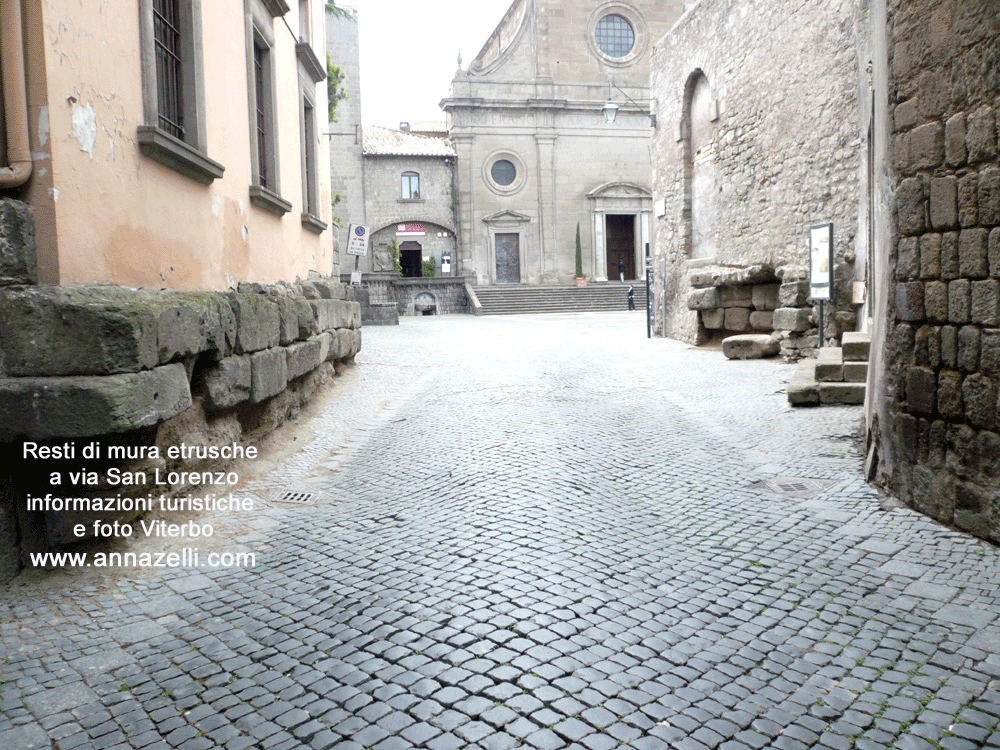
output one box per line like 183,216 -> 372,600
605,214 -> 636,280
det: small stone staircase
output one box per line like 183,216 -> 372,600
473,283 -> 647,315
788,332 -> 871,406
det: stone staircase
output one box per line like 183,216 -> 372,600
788,332 -> 870,406
473,283 -> 647,315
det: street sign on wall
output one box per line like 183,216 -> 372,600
809,223 -> 833,301
346,224 -> 370,256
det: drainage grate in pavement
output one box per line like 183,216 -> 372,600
273,490 -> 317,506
763,476 -> 832,498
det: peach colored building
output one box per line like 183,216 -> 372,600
1,0 -> 333,290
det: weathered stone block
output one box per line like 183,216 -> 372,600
250,348 -> 288,403
749,311 -> 773,330
949,279 -> 971,323
966,106 -> 997,164
844,362 -> 868,382
894,99 -> 918,130
311,299 -> 360,331
787,362 -> 819,406
991,228 -> 1000,278
148,291 -> 236,363
911,122 -> 945,169
0,286 -> 158,377
971,279 -> 1000,325
687,287 -> 721,310
293,297 -> 315,339
914,325 -> 932,366
816,347 -> 844,382
907,366 -> 937,415
724,307 -> 750,331
271,296 -> 300,346
941,232 -> 960,280
983,328 -> 1000,377
0,199 -> 36,285
937,370 -> 964,419
896,281 -> 925,321
226,293 -> 281,354
285,339 -> 323,381
897,237 -> 919,280
945,112 -> 967,166
337,328 -> 361,359
701,308 -> 725,329
720,285 -> 752,308
980,431 -> 1000,477
955,483 -> 991,538
751,283 -> 780,311
962,373 -> 996,429
0,363 -> 191,441
819,382 -> 866,405
979,166 -> 1000,226
958,325 -> 980,371
941,325 -> 958,368
314,332 -> 336,362
919,234 -> 942,278
721,334 -> 779,360
897,178 -> 926,236
924,280 -> 949,322
842,332 -> 871,361
772,307 -> 812,332
778,281 -> 810,307
959,228 -> 990,278
930,178 -> 958,231
958,172 -> 979,227
200,355 -> 251,411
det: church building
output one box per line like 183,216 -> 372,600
442,0 -> 685,286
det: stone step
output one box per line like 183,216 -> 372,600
815,346 -> 844,382
844,361 -> 868,382
787,361 -> 820,406
819,382 -> 866,404
842,331 -> 871,361
474,284 -> 648,315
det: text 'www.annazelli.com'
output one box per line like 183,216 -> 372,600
28,549 -> 256,569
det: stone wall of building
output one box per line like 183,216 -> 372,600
867,0 -> 1000,543
650,0 -> 863,348
325,5 -> 366,279
0,199 -> 362,582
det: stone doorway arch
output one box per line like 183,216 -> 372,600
586,182 -> 652,282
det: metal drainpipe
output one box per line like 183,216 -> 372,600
0,0 -> 33,189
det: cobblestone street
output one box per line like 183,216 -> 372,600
2,312 -> 999,750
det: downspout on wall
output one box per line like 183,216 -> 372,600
0,0 -> 33,189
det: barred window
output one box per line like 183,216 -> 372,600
153,0 -> 184,139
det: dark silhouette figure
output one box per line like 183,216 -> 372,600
627,285 -> 635,310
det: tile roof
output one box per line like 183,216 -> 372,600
362,126 -> 455,157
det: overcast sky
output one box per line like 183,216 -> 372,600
343,0 -> 515,128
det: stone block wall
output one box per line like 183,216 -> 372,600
650,0 -> 862,344
0,199 -> 362,581
868,1 -> 1000,543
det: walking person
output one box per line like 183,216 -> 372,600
627,284 -> 635,310
618,259 -> 626,283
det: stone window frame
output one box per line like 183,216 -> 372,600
137,0 -> 225,185
400,171 -> 422,201
586,2 -> 649,68
483,150 -> 527,196
299,83 -> 327,233
246,0 -> 292,216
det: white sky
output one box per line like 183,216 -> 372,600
344,0 -> 515,128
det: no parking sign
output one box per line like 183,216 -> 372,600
346,224 -> 370,256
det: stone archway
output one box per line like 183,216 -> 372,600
587,182 -> 652,282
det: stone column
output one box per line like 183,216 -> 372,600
593,211 -> 607,282
451,133 -> 477,280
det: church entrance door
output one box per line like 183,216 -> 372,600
495,233 -> 521,284
399,241 -> 423,277
605,214 -> 635,281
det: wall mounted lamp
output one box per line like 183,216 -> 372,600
602,81 -> 657,128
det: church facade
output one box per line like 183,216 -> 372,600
442,0 -> 685,286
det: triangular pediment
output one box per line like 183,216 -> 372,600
482,210 -> 532,224
587,181 -> 652,199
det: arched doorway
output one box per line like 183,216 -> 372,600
686,72 -> 717,260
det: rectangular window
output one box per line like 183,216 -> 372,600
153,0 -> 184,139
138,0 -> 224,184
253,40 -> 270,189
401,172 -> 420,200
303,98 -> 317,214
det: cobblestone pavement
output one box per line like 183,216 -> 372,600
3,312 -> 1000,750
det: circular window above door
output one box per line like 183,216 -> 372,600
588,4 -> 648,67
483,151 -> 526,196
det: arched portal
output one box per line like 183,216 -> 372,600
686,72 -> 717,260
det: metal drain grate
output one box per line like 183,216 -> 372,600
762,477 -> 831,498
275,491 -> 316,505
